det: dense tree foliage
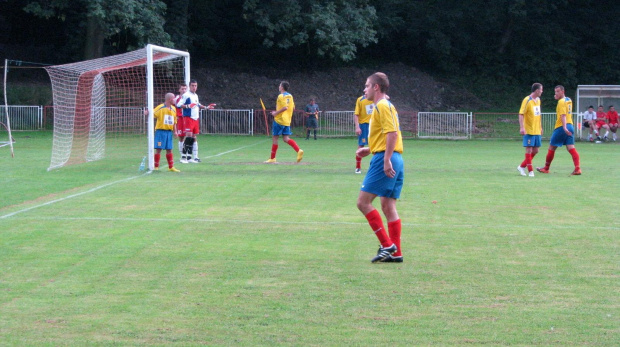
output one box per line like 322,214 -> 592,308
1,0 -> 619,89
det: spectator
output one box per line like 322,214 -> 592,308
604,105 -> 618,141
595,105 -> 609,141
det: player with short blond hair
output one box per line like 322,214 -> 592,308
536,85 -> 581,175
356,72 -> 404,263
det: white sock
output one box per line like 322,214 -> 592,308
605,131 -> 609,137
193,141 -> 198,158
178,141 -> 183,156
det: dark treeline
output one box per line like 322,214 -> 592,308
1,0 -> 619,92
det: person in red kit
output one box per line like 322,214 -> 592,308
604,105 -> 618,141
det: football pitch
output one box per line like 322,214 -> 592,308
1,132 -> 618,345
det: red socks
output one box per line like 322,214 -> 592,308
166,152 -> 174,168
544,149 -> 555,169
568,148 -> 580,169
270,144 -> 278,159
154,153 -> 160,168
356,155 -> 361,169
388,219 -> 402,257
524,153 -> 533,172
287,139 -> 300,152
520,152 -> 537,171
364,209 -> 392,248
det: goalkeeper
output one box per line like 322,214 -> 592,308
176,80 -> 215,163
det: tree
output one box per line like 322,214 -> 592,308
242,0 -> 377,62
24,0 -> 173,59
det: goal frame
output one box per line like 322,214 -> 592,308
145,44 -> 190,171
575,85 -> 620,139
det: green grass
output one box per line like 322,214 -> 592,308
1,132 -> 619,345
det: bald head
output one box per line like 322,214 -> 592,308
165,92 -> 175,106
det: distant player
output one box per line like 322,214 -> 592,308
581,105 -> 597,142
604,105 -> 618,141
177,80 -> 214,164
517,83 -> 543,177
265,81 -> 304,163
152,93 -> 180,172
536,85 -> 581,175
356,72 -> 404,263
174,83 -> 187,158
354,94 -> 374,174
595,105 -> 609,141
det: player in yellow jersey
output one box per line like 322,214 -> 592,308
265,81 -> 304,163
536,85 -> 581,175
354,94 -> 374,173
356,72 -> 404,263
153,93 -> 180,172
517,83 -> 543,177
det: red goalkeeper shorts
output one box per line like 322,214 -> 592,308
183,117 -> 200,135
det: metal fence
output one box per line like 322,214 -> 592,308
418,112 -> 472,139
0,105 -> 43,130
9,106 -> 588,141
201,109 -> 254,135
472,112 -> 557,139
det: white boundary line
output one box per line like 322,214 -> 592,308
0,141 -> 267,220
6,216 -> 619,231
0,174 -> 148,220
200,140 -> 267,159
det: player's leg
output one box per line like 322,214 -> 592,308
381,197 -> 402,261
154,148 -> 162,169
192,119 -> 201,162
265,135 -> 279,163
283,133 -> 303,163
357,191 -> 393,249
183,132 -> 195,161
610,124 -> 618,141
537,145 -> 556,173
313,128 -> 317,140
602,124 -> 610,140
566,144 -> 581,175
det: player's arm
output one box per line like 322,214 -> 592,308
384,132 -> 398,178
518,114 -> 525,135
271,106 -> 288,116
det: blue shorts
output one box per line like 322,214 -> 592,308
361,152 -> 404,199
272,122 -> 292,136
522,135 -> 542,147
154,129 -> 173,150
358,123 -> 369,146
549,124 -> 575,147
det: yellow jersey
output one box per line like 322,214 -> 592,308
274,92 -> 295,126
368,98 -> 403,154
154,103 -> 177,131
554,97 -> 573,129
519,95 -> 542,135
354,95 -> 374,124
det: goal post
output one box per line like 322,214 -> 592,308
2,59 -> 15,157
45,44 -> 189,171
575,85 -> 620,140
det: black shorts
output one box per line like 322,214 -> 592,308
306,117 -> 318,129
583,121 -> 590,128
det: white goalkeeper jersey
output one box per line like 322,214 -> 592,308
177,91 -> 201,120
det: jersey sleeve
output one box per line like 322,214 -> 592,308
354,97 -> 362,115
377,101 -> 399,133
519,97 -> 529,115
557,99 -> 569,116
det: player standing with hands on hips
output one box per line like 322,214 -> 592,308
264,81 -> 304,163
152,93 -> 181,172
536,85 -> 581,175
517,83 -> 543,177
356,72 -> 404,263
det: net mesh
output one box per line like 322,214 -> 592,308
45,48 -> 186,170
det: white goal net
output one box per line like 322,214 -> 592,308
45,45 -> 189,171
